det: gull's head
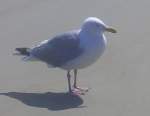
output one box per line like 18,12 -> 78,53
81,17 -> 117,35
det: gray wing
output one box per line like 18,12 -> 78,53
30,31 -> 83,67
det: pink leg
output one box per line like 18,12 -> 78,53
67,71 -> 72,93
72,69 -> 89,94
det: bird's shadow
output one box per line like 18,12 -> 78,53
0,92 -> 84,111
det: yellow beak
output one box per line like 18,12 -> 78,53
105,27 -> 117,33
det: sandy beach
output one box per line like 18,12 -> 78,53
0,0 -> 150,115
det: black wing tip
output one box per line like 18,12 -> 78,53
15,47 -> 30,56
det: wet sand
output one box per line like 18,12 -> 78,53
0,0 -> 150,115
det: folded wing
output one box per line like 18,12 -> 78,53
30,31 -> 83,67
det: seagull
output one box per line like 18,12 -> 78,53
14,17 -> 116,95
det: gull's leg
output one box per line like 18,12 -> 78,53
73,69 -> 89,93
67,70 -> 72,93
67,70 -> 83,95
73,69 -> 77,88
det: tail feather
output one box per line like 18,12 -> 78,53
15,48 -> 30,56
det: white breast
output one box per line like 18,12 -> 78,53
61,34 -> 107,70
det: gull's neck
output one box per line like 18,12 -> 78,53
79,29 -> 107,51
79,29 -> 103,40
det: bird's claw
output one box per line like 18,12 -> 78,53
74,86 -> 89,92
70,88 -> 85,95
69,86 -> 89,95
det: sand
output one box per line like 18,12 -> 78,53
0,0 -> 150,115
